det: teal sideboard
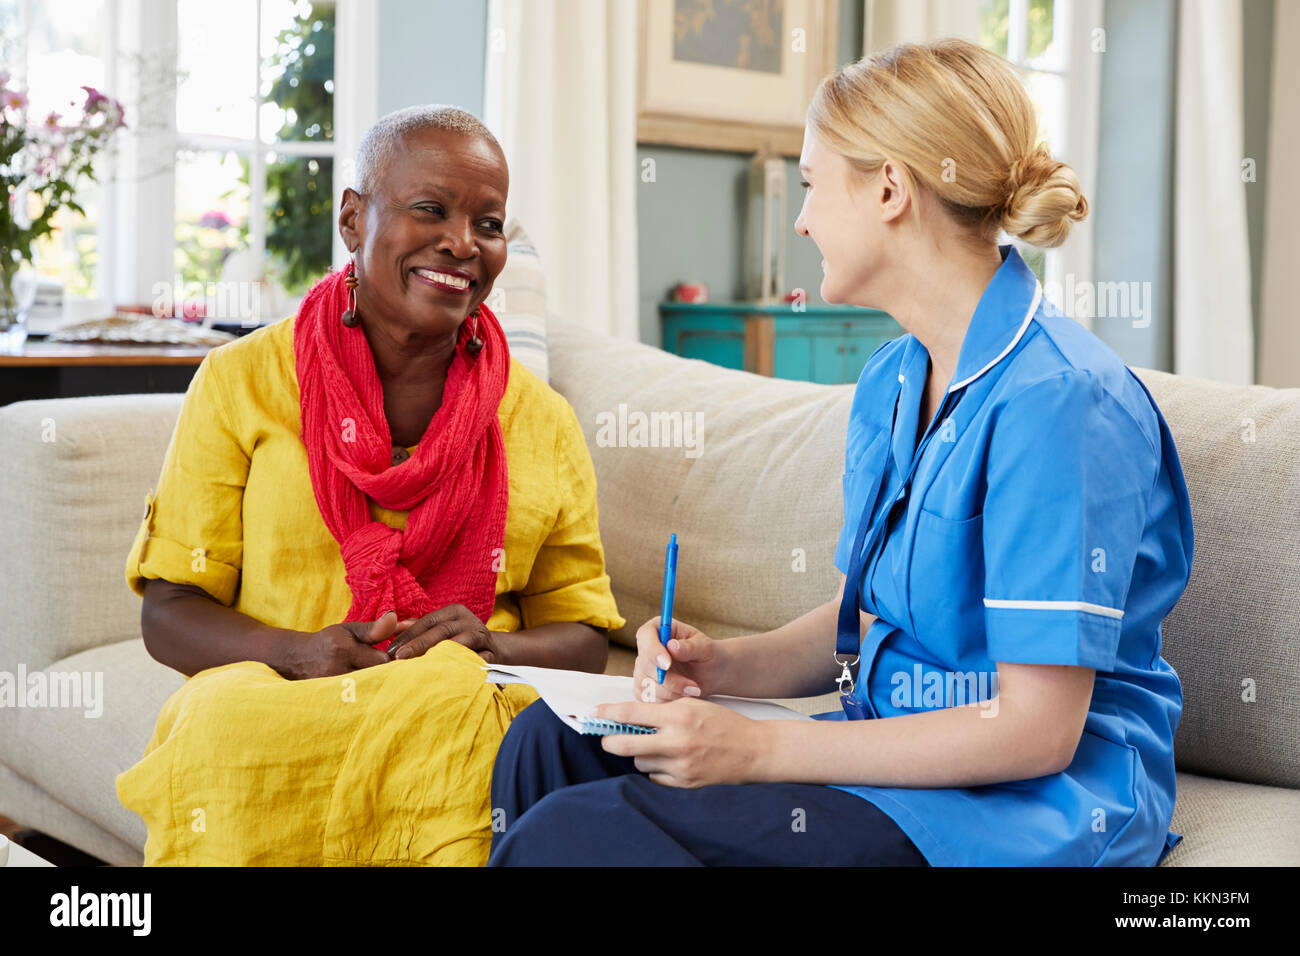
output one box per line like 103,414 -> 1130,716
659,302 -> 904,385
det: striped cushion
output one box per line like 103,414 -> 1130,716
487,218 -> 549,384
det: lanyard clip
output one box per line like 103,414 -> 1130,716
834,651 -> 859,697
835,651 -> 869,720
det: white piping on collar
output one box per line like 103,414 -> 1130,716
946,279 -> 1043,394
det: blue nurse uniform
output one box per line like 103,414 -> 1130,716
825,243 -> 1194,866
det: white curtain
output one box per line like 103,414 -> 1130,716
862,0 -> 980,53
482,0 -> 639,341
1174,0 -> 1255,384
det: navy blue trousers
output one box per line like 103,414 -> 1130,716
488,700 -> 929,866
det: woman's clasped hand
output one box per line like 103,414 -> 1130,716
282,605 -> 497,679
385,604 -> 499,662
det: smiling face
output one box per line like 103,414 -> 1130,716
794,125 -> 902,307
339,127 -> 509,340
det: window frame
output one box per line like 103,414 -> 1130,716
173,0 -> 338,296
7,0 -> 376,320
990,0 -> 1103,331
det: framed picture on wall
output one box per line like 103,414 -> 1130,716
637,0 -> 840,156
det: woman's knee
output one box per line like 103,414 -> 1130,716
497,700 -> 568,760
488,781 -> 614,865
491,700 -> 573,797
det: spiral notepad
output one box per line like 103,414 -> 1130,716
576,716 -> 657,736
482,663 -> 814,735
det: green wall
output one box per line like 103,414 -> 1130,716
377,0 -> 487,117
635,0 -> 865,346
1093,0 -> 1178,372
1093,0 -> 1275,375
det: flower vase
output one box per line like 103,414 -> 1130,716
0,260 -> 36,353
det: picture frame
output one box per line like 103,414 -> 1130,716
637,0 -> 840,156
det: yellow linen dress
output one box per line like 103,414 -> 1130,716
116,316 -> 624,865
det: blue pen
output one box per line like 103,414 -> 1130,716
656,533 -> 678,684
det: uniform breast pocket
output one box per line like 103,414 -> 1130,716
909,507 -> 987,660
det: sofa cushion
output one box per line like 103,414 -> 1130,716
546,315 -> 1300,789
0,638 -> 185,851
0,393 -> 186,673
1163,772 -> 1300,865
1127,368 -> 1300,790
546,313 -> 850,648
489,217 -> 549,383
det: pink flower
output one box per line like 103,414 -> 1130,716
43,110 -> 61,130
80,85 -> 107,112
2,89 -> 27,111
199,209 -> 234,229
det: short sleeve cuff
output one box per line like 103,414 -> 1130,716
519,576 -> 626,632
984,601 -> 1122,671
129,532 -> 241,607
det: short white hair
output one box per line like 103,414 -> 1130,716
352,105 -> 502,195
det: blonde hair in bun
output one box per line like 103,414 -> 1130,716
807,37 -> 1088,248
1000,144 -> 1088,248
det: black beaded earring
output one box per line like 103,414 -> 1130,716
466,309 -> 483,356
341,260 -> 360,327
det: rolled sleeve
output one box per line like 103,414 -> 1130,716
517,401 -> 625,632
982,371 -> 1157,672
125,350 -> 248,606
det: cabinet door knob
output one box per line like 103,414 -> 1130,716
836,345 -> 846,354
849,346 -> 857,354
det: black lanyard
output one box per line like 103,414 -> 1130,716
834,384 -> 961,718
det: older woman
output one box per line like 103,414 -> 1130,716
117,106 -> 624,865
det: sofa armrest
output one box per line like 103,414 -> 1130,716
0,393 -> 185,673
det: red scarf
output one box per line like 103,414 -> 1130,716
294,268 -> 510,652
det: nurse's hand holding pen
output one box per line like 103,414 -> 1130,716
594,614 -> 764,788
631,614 -> 727,702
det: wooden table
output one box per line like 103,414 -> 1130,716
0,341 -> 214,405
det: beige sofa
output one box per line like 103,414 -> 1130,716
1,314 -> 1297,866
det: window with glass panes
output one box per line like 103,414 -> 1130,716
0,0 -> 114,302
175,0 -> 336,303
978,0 -> 1069,287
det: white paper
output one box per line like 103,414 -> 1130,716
484,662 -> 813,733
